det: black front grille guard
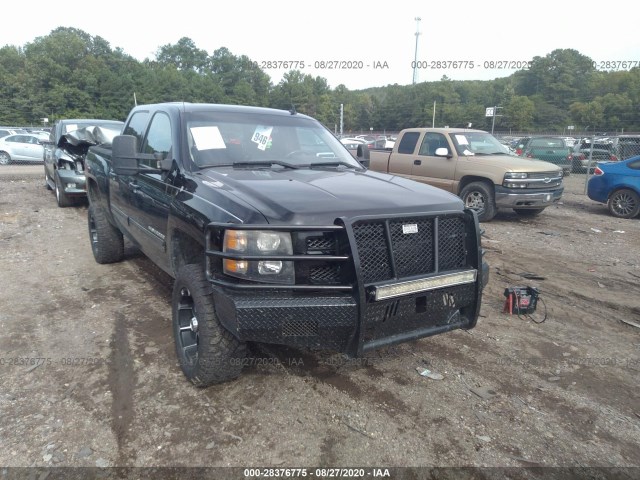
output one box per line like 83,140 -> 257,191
204,208 -> 483,355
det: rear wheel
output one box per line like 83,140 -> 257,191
460,181 -> 497,222
173,264 -> 247,387
608,189 -> 640,218
87,203 -> 124,264
0,152 -> 11,165
513,208 -> 545,217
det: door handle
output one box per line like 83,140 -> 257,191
414,159 -> 422,165
128,182 -> 140,191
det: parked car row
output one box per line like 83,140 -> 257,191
7,120 -> 638,220
507,135 -> 640,175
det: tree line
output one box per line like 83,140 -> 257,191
1,27 -> 639,134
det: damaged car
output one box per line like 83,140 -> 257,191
44,119 -> 124,207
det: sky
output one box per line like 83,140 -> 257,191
2,1 -> 639,91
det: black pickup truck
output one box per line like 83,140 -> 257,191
85,102 -> 488,387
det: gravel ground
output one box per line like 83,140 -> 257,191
0,168 -> 638,478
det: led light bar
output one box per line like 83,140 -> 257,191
372,270 -> 477,301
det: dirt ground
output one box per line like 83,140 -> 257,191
0,167 -> 639,475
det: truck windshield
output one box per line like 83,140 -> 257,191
450,132 -> 512,156
185,111 -> 362,169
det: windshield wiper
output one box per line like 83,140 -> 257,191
306,161 -> 357,169
232,161 -> 299,169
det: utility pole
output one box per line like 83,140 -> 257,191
412,17 -> 421,84
432,101 -> 436,127
489,106 -> 503,134
339,104 -> 344,136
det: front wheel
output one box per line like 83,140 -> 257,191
173,264 -> 247,387
608,189 -> 640,218
87,204 -> 124,264
0,152 -> 11,165
44,169 -> 53,190
55,171 -> 73,207
513,208 -> 545,217
460,181 -> 497,222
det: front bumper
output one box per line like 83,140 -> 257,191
212,279 -> 480,354
57,169 -> 87,196
495,186 -> 564,209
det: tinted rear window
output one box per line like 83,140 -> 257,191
397,132 -> 420,154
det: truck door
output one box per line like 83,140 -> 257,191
388,131 -> 422,178
126,112 -> 176,272
412,132 -> 457,193
109,111 -> 150,235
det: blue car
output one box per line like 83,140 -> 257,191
587,156 -> 640,218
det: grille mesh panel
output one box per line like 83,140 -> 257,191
353,215 -> 467,284
309,265 -> 341,284
306,237 -> 335,253
353,222 -> 392,283
389,219 -> 435,277
438,217 -> 467,271
282,319 -> 319,337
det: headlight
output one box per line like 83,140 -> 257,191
504,172 -> 528,179
223,230 -> 294,284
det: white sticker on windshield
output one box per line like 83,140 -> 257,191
462,149 -> 475,156
191,126 -> 226,150
251,125 -> 273,151
455,135 -> 469,145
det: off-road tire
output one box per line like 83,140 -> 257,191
87,203 -> 124,264
460,181 -> 497,222
513,208 -> 545,217
607,189 -> 640,219
172,264 -> 247,387
54,171 -> 73,207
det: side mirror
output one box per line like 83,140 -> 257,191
112,135 -> 139,176
435,147 -> 451,158
356,144 -> 370,168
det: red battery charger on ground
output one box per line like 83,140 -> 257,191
503,286 -> 539,315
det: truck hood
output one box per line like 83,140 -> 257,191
461,154 -> 563,173
199,167 -> 464,224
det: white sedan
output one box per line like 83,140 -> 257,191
340,137 -> 366,150
0,134 -> 45,164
